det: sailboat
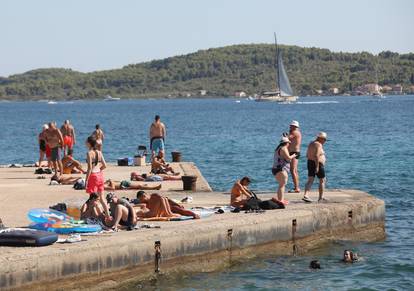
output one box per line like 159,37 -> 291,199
255,34 -> 298,102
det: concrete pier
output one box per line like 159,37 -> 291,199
0,164 -> 385,290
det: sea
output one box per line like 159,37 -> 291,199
0,95 -> 413,290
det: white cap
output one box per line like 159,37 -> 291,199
317,132 -> 328,140
280,136 -> 291,144
42,124 -> 49,130
290,120 -> 300,128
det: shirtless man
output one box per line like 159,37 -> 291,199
44,122 -> 64,176
149,115 -> 166,156
61,154 -> 86,174
61,120 -> 76,155
91,124 -> 104,151
151,151 -> 177,175
103,179 -> 161,191
230,176 -> 252,208
50,174 -> 83,185
136,191 -> 199,219
37,124 -> 50,168
288,121 -> 302,193
130,172 -> 182,182
302,132 -> 328,203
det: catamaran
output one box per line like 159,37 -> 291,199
255,34 -> 298,102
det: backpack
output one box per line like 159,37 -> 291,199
73,179 -> 86,190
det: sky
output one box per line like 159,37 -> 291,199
1,0 -> 413,77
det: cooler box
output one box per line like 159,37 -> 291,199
134,155 -> 146,166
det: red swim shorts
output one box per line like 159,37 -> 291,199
86,172 -> 104,194
45,145 -> 51,158
64,136 -> 74,148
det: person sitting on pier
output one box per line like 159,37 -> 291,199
80,193 -> 104,220
271,136 -> 297,206
50,174 -> 84,185
106,193 -> 137,231
62,154 -> 86,175
130,172 -> 182,182
230,176 -> 253,208
151,151 -> 178,175
103,179 -> 161,191
136,190 -> 200,219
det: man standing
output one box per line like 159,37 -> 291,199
288,120 -> 302,193
302,132 -> 328,203
61,120 -> 76,155
91,124 -> 104,151
44,122 -> 64,176
149,115 -> 166,156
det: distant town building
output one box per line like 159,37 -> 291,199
199,90 -> 207,96
329,87 -> 339,95
391,84 -> 403,94
409,86 -> 414,94
315,89 -> 323,95
354,83 -> 381,95
234,91 -> 247,97
381,85 -> 392,93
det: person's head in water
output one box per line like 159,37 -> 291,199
86,136 -> 97,150
155,115 -> 160,122
309,260 -> 321,269
136,190 -> 150,203
343,250 -> 354,263
240,176 -> 251,187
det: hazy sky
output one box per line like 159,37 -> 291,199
1,0 -> 413,77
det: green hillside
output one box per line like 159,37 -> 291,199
1,44 -> 414,100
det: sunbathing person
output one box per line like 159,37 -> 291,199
136,191 -> 199,219
134,192 -> 180,219
231,176 -> 253,208
80,193 -> 105,220
106,193 -> 137,231
62,154 -> 86,175
130,172 -> 182,182
151,151 -> 178,175
104,179 -> 161,191
50,174 -> 84,185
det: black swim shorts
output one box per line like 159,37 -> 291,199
289,151 -> 301,159
307,160 -> 325,179
50,147 -> 60,161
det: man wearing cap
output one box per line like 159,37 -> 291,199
303,132 -> 328,203
288,120 -> 302,193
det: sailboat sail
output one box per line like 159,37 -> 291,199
277,51 -> 294,97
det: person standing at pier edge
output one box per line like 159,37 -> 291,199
44,122 -> 64,176
302,132 -> 328,203
37,124 -> 49,168
288,120 -> 302,193
60,120 -> 76,155
91,124 -> 104,151
149,115 -> 166,156
85,136 -> 111,221
271,136 -> 297,205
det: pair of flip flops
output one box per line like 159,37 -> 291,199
302,197 -> 329,203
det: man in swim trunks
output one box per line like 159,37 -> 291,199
62,154 -> 86,175
136,191 -> 199,219
103,179 -> 161,191
50,174 -> 84,185
130,172 -> 181,182
288,120 -> 302,193
37,124 -> 50,168
230,176 -> 253,208
60,120 -> 76,155
106,193 -> 137,231
149,115 -> 166,156
44,122 -> 64,176
302,132 -> 327,203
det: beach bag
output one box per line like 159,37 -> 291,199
244,196 -> 262,211
73,179 -> 85,190
259,200 -> 285,210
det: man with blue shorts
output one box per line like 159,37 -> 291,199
149,115 -> 166,155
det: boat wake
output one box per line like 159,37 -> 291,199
296,101 -> 339,104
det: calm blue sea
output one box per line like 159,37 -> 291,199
1,96 -> 413,290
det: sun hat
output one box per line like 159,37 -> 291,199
317,132 -> 328,140
280,136 -> 291,144
290,120 -> 300,128
42,124 -> 49,130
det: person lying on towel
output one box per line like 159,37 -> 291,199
130,172 -> 182,182
103,179 -> 161,191
135,191 -> 199,219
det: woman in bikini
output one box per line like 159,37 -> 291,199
91,124 -> 104,151
85,136 -> 111,222
103,179 -> 161,191
271,136 -> 297,206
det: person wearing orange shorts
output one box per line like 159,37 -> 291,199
61,120 -> 76,155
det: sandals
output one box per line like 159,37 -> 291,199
302,196 -> 313,203
288,189 -> 301,193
